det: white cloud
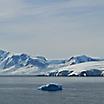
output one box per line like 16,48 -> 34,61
0,0 -> 104,58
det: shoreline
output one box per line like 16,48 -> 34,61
0,75 -> 103,77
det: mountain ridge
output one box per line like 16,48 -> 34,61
0,50 -> 104,76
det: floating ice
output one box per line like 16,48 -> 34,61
38,83 -> 63,91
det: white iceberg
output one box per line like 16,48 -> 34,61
38,83 -> 63,91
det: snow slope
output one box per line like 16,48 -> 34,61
0,50 -> 66,75
0,50 -> 104,76
46,61 -> 104,77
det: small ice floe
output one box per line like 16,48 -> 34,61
38,83 -> 63,91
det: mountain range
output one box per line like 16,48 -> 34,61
0,50 -> 104,76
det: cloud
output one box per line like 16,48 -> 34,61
0,0 -> 104,58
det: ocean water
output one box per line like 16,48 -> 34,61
0,77 -> 104,104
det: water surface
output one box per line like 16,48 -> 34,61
0,77 -> 104,104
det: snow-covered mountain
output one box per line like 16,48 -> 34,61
67,55 -> 103,65
0,50 -> 66,75
37,55 -> 104,77
0,50 -> 104,76
46,61 -> 104,77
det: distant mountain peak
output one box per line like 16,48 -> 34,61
0,49 -> 104,75
36,56 -> 47,61
68,55 -> 102,65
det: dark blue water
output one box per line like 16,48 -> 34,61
0,77 -> 104,104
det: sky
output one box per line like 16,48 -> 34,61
0,0 -> 104,59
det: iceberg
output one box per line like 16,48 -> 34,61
38,83 -> 63,91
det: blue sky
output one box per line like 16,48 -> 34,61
0,0 -> 104,59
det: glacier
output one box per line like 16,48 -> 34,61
0,50 -> 104,76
